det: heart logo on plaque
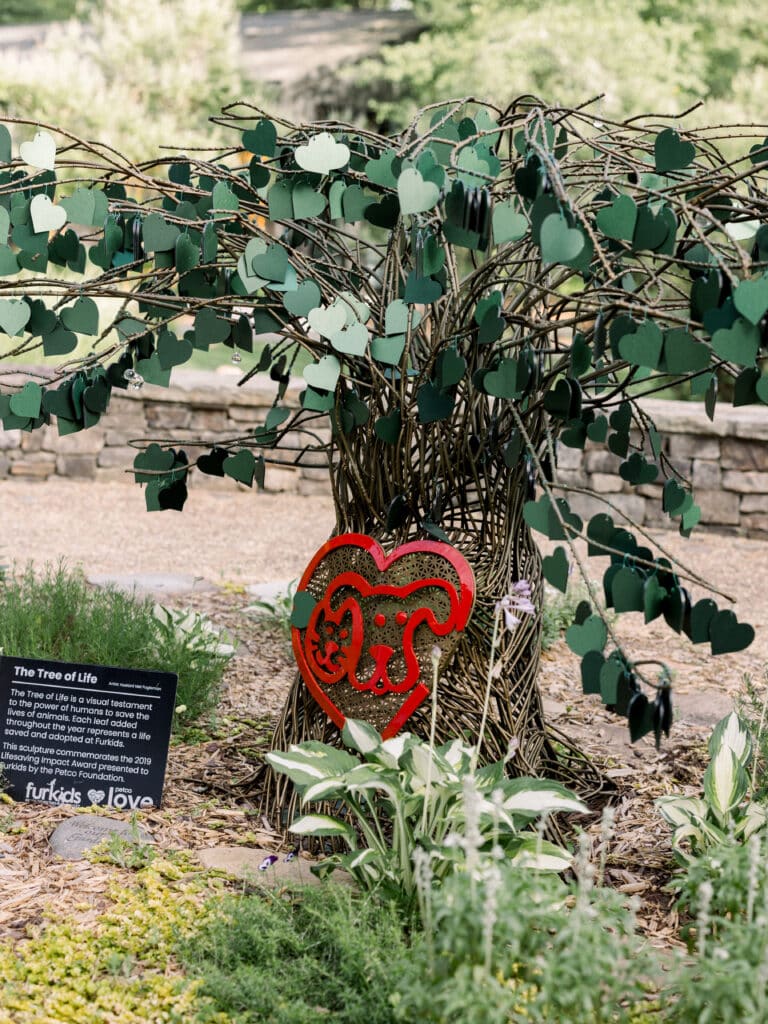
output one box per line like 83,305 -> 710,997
87,788 -> 106,805
292,534 -> 475,737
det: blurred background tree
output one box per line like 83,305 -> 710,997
348,0 -> 768,130
0,0 -> 265,160
3,0 -> 767,145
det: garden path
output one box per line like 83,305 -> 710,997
0,478 -> 335,585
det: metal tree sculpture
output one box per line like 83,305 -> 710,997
0,98 -> 761,812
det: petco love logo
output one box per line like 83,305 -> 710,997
292,534 -> 475,737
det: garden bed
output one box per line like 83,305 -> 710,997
1,484 -> 768,1019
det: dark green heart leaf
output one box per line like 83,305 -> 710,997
566,614 -> 607,656
542,546 -> 569,592
709,610 -> 755,655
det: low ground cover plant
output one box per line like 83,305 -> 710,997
0,563 -> 231,726
0,854 -> 228,1024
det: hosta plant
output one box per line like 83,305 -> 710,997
657,711 -> 768,863
152,603 -> 235,662
266,717 -> 586,908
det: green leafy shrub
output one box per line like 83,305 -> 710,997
674,837 -> 768,927
179,884 -> 415,1024
350,0 -> 768,137
267,717 -> 586,911
737,667 -> 768,799
0,0 -> 77,23
180,845 -> 657,1024
655,711 -> 768,1020
0,564 -> 230,726
394,850 -> 657,1024
664,837 -> 768,1023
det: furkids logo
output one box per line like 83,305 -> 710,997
25,778 -> 82,806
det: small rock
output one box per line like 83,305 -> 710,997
50,815 -> 154,861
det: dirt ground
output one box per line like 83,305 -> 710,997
0,478 -> 336,584
1,477 -> 767,948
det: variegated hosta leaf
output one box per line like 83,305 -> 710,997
289,813 -> 357,840
671,818 -> 728,857
345,766 -> 402,804
301,776 -> 347,803
477,800 -> 517,833
402,742 -> 453,789
656,795 -> 709,828
438,738 -> 473,772
668,823 -> 704,864
509,834 -> 574,872
265,750 -> 336,787
342,718 -> 382,756
378,733 -> 411,767
735,801 -> 768,841
502,778 -> 588,817
344,848 -> 380,871
309,856 -> 346,880
403,793 -> 429,818
476,759 -> 507,790
153,602 -> 235,657
703,746 -> 748,821
266,743 -> 358,787
708,712 -> 752,768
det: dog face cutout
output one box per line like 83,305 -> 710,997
292,535 -> 475,737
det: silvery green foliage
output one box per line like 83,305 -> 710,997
657,711 -> 768,862
267,717 -> 586,908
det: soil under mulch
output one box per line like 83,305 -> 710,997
0,556 -> 764,951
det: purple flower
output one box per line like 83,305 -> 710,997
259,854 -> 279,871
496,580 -> 535,630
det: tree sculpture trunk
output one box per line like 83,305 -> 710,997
263,401 -> 605,826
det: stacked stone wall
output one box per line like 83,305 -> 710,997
2,372 -> 768,533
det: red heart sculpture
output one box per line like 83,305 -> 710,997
292,534 -> 475,738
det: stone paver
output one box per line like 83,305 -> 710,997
87,572 -> 216,598
196,845 -> 352,887
50,815 -> 154,861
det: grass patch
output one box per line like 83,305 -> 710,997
179,884 -> 413,1024
0,564 -> 228,727
0,0 -> 77,25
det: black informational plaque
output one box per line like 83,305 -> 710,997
0,655 -> 177,809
